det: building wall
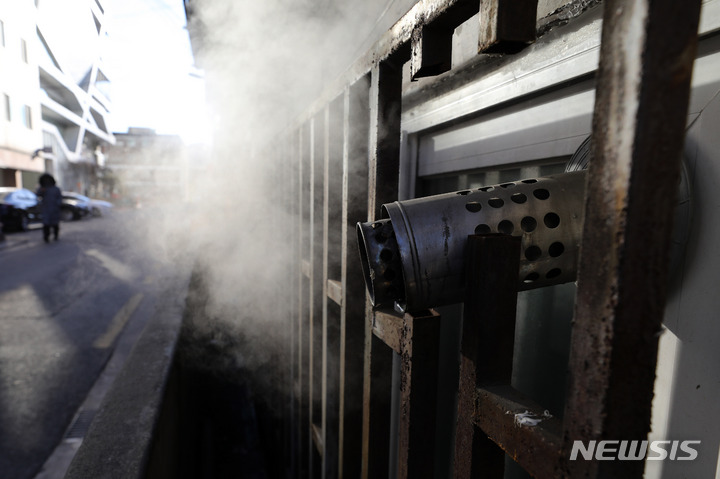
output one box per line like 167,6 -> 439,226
0,1 -> 43,187
35,0 -> 114,193
105,128 -> 188,205
0,0 -> 114,191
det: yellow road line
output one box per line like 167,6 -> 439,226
93,293 -> 144,349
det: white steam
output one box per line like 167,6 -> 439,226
157,0 -> 421,391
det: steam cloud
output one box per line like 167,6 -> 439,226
155,0 -> 420,396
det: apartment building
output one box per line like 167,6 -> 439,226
105,127 -> 189,205
0,1 -> 43,188
0,0 -> 114,194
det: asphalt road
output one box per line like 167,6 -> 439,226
0,209 -> 188,479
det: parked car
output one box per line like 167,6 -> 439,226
63,192 -> 113,217
88,198 -> 113,217
0,187 -> 41,232
60,192 -> 92,221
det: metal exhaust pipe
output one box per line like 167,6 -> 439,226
357,170 -> 587,312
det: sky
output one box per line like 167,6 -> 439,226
103,0 -> 209,144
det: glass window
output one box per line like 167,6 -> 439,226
418,158 -> 569,196
21,38 -> 28,63
21,105 -> 32,128
3,94 -> 10,122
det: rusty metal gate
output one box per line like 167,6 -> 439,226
282,0 -> 703,477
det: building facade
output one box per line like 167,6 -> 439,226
0,1 -> 43,188
105,127 -> 188,206
0,0 -> 114,194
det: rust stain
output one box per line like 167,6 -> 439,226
442,215 -> 451,257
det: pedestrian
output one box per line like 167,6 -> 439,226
37,173 -> 62,243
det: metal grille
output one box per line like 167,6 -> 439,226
279,0 -> 704,477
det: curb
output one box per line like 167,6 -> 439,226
33,267 -> 192,479
62,267 -> 193,479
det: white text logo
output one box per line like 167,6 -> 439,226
570,440 -> 700,461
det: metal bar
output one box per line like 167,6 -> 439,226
327,280 -> 342,306
287,140 -> 298,472
363,50 -> 407,479
372,311 -> 403,354
454,234 -> 520,479
410,0 -> 480,79
366,53 -> 407,220
301,0 -> 486,123
411,25 -> 454,80
340,76 -> 371,479
561,0 -> 702,477
299,122 -> 310,479
474,385 -> 561,478
327,96 -> 345,283
308,116 -> 317,475
312,423 -> 324,456
477,0 -> 538,54
362,333 -> 394,479
311,113 -> 325,475
325,94 -> 345,479
321,105 -> 330,477
290,132 -> 300,475
301,260 -> 311,278
397,309 -> 442,479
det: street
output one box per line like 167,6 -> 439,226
0,208 -> 191,479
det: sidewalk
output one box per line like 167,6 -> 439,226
32,290 -> 151,479
39,264 -> 193,479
